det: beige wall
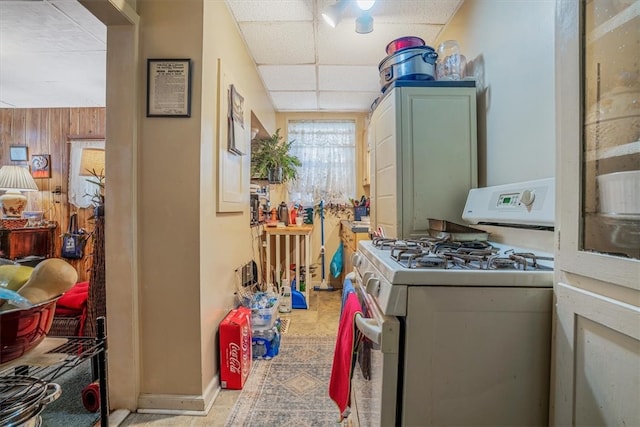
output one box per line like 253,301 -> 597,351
136,0 -> 205,405
199,0 -> 276,402
436,0 -> 556,186
135,0 -> 276,410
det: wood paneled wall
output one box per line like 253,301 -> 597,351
0,108 -> 106,282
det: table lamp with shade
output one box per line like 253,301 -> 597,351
79,148 -> 105,178
0,165 -> 39,218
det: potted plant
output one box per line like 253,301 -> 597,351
251,129 -> 301,184
84,168 -> 105,217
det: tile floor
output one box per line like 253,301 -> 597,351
119,289 -> 342,426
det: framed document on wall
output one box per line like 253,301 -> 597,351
146,58 -> 192,117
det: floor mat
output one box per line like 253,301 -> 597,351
40,362 -> 101,427
225,335 -> 340,426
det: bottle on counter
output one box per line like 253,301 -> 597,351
277,202 -> 289,226
279,280 -> 292,313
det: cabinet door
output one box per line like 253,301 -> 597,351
362,125 -> 371,186
0,228 -> 53,260
370,92 -> 399,238
553,1 -> 640,425
400,86 -> 477,237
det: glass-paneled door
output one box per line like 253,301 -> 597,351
582,0 -> 640,259
552,0 -> 640,425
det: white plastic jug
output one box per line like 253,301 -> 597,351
279,282 -> 292,313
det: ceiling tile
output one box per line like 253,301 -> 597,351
0,50 -> 105,107
270,91 -> 318,110
239,22 -> 315,64
51,0 -> 106,43
259,65 -> 316,91
2,51 -> 105,83
318,65 -> 379,92
0,1 -> 104,54
318,91 -> 380,111
317,22 -> 443,66
368,0 -> 462,24
1,80 -> 104,108
225,0 -> 313,22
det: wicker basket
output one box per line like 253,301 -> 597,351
49,316 -> 82,337
1,219 -> 28,229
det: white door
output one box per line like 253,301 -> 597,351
552,1 -> 640,425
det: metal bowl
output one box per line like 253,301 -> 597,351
379,46 -> 438,92
0,296 -> 60,364
0,376 -> 61,427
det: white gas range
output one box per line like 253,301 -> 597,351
348,178 -> 555,427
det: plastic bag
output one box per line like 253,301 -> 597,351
0,288 -> 34,309
330,243 -> 344,278
61,213 -> 87,259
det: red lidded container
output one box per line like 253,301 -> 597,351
385,36 -> 426,55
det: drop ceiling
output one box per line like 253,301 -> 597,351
0,0 -> 463,112
0,0 -> 107,108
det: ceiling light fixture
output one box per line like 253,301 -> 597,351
321,0 -> 349,28
355,11 -> 373,34
355,0 -> 376,11
323,0 -> 377,33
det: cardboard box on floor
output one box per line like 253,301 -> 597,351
219,307 -> 252,389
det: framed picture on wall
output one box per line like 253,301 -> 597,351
9,145 -> 28,161
31,154 -> 51,178
228,84 -> 246,155
146,58 -> 192,117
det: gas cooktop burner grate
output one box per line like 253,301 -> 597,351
487,256 -> 518,270
391,246 -> 425,262
413,254 -> 448,268
485,252 -> 554,271
373,237 -> 400,250
445,253 -> 490,269
368,238 -> 552,271
432,242 -> 463,253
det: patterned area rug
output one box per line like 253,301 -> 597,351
225,336 -> 341,426
279,318 -> 290,334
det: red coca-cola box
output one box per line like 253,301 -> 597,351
219,307 -> 252,389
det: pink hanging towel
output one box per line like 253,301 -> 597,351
329,291 -> 363,420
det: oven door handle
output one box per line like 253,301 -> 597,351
355,314 -> 381,345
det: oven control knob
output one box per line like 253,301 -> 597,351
352,252 -> 362,268
366,277 -> 380,296
519,189 -> 535,207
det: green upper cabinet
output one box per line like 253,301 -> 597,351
369,82 -> 477,239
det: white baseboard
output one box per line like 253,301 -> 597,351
108,409 -> 131,426
136,373 -> 221,415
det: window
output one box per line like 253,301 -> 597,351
287,120 -> 356,205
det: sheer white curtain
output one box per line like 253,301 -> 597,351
287,120 -> 356,206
